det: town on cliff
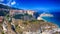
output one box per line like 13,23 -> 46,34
0,4 -> 60,34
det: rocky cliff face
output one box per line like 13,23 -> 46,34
0,18 -> 58,34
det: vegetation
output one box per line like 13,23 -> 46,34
2,31 -> 4,34
13,14 -> 24,19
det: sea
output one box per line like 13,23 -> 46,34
41,11 -> 60,27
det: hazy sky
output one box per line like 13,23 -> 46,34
0,0 -> 60,10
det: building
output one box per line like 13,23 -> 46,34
9,10 -> 24,16
26,10 -> 35,16
10,10 -> 35,17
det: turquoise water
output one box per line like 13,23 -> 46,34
42,17 -> 60,27
40,11 -> 60,27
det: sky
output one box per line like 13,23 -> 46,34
0,0 -> 60,10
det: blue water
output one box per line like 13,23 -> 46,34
42,12 -> 60,27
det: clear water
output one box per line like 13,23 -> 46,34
42,12 -> 60,27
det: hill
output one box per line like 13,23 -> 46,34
0,4 -> 21,10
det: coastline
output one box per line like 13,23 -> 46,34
42,17 -> 59,28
